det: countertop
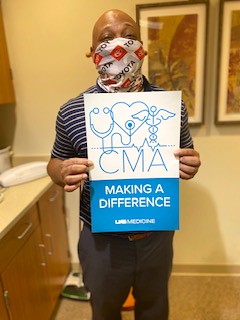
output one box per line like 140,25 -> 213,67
0,176 -> 53,240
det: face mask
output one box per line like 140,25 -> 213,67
93,38 -> 145,93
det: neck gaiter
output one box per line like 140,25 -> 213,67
93,37 -> 145,93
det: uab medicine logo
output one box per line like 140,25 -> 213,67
115,218 -> 156,225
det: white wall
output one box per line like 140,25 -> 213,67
2,0 -> 240,267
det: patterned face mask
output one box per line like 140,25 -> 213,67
93,37 -> 145,93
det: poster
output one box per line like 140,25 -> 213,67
84,91 -> 181,232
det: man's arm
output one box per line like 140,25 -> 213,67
174,148 -> 201,180
47,157 -> 93,192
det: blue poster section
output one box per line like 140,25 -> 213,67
90,178 -> 179,232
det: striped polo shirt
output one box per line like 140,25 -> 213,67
51,76 -> 193,227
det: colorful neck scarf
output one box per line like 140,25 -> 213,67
93,38 -> 145,93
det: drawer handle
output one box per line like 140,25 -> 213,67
17,222 -> 33,240
38,243 -> 47,266
4,291 -> 10,309
45,233 -> 54,255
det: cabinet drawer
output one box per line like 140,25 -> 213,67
0,204 -> 39,272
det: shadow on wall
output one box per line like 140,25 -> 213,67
174,180 -> 227,267
0,103 -> 16,149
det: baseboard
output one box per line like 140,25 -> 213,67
172,264 -> 240,275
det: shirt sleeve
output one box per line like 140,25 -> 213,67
180,100 -> 194,149
51,108 -> 78,159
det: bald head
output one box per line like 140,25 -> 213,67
91,9 -> 141,52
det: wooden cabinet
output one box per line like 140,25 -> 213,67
0,4 -> 15,104
38,184 -> 70,310
1,220 -> 52,320
0,184 -> 70,320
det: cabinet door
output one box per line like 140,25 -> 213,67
1,225 -> 52,320
0,5 -> 15,104
38,184 -> 70,308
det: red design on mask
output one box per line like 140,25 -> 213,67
121,78 -> 131,88
110,46 -> 127,61
94,53 -> 103,65
134,46 -> 145,60
107,79 -> 117,85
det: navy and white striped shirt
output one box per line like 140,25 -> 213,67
51,76 -> 193,227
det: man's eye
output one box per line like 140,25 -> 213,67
125,34 -> 137,40
101,35 -> 113,42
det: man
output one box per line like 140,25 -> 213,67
47,9 -> 201,320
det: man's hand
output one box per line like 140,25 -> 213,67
60,158 -> 93,192
174,149 -> 201,180
47,157 -> 93,192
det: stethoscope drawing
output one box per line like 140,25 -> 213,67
89,103 -> 176,152
89,107 -> 114,151
89,106 -> 136,151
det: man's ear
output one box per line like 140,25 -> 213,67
85,46 -> 94,58
140,41 -> 148,56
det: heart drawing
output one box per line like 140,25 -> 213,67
111,101 -> 149,137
